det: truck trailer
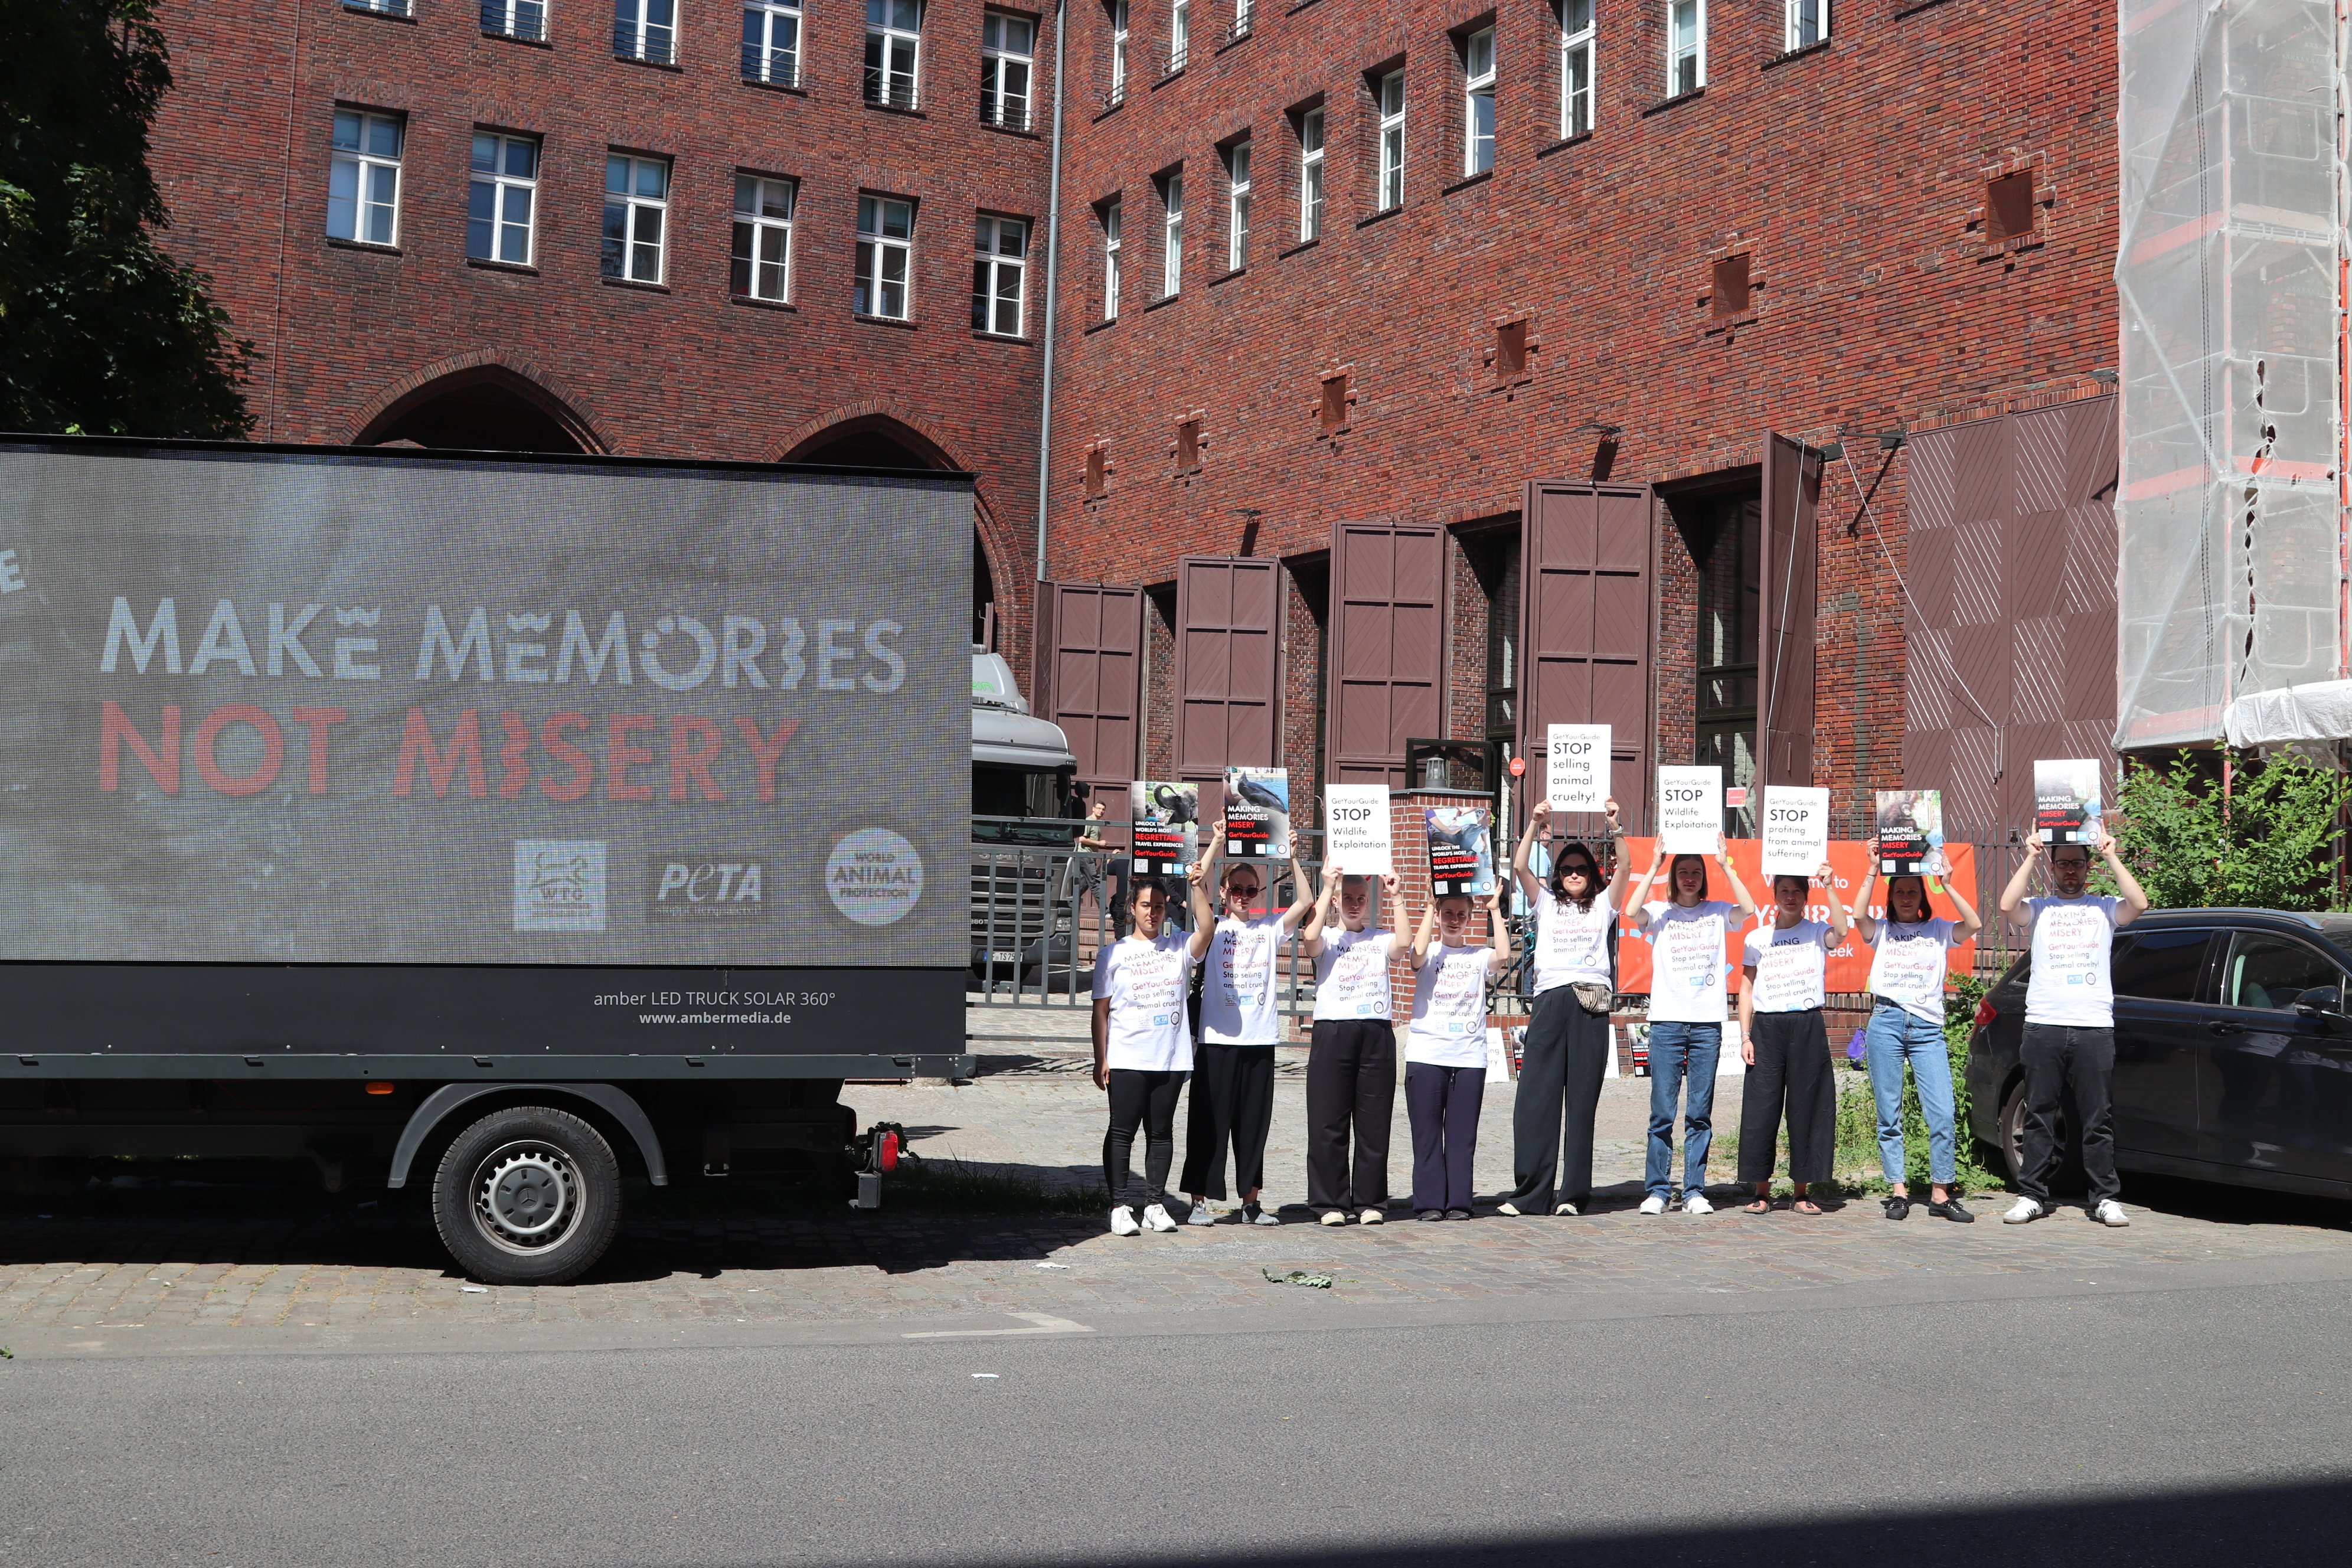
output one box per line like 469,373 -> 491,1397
0,437 -> 972,1283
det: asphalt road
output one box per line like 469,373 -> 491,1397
5,1256 -> 2350,1567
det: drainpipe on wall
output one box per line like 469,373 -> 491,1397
1033,0 -> 1068,586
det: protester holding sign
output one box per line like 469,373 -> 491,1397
1997,832 -> 2148,1229
1735,862 -> 1850,1215
1405,884 -> 1513,1220
1627,833 -> 1758,1216
1853,849 -> 1985,1221
1180,822 -> 1314,1227
1090,863 -> 1218,1237
1301,864 -> 1403,1224
1498,796 -> 1630,1219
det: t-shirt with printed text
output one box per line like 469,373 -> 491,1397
1092,931 -> 1198,1072
1636,900 -> 1742,1025
1312,926 -> 1397,1023
1409,942 -> 1500,1067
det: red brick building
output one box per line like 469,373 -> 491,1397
146,0 -> 2126,836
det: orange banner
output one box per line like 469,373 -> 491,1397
1605,839 -> 1978,998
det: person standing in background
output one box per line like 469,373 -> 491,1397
1181,822 -> 1314,1226
1628,835 -> 1758,1216
1405,884 -> 1514,1220
1736,863 -> 1850,1215
1301,867 -> 1402,1226
1853,852 -> 1985,1221
1998,832 -> 2148,1228
1090,861 -> 1218,1236
1498,798 -> 1629,1218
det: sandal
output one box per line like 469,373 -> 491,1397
1792,1197 -> 1824,1216
1742,1197 -> 1771,1214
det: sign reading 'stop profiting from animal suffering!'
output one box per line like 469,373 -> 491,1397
1129,780 -> 1200,875
1759,786 -> 1829,878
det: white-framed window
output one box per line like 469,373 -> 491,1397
972,214 -> 1028,336
348,0 -> 411,17
466,132 -> 538,266
1785,0 -> 1826,50
731,174 -> 796,302
1160,171 -> 1182,296
1462,28 -> 1495,176
1102,200 -> 1122,318
1560,0 -> 1595,139
865,0 -> 922,107
1226,140 -> 1251,271
982,12 -> 1035,129
614,0 -> 677,63
601,153 -> 669,283
1668,0 -> 1703,95
1168,0 -> 1188,73
1376,70 -> 1404,210
327,109 -> 403,247
741,0 -> 801,84
1234,0 -> 1253,37
481,0 -> 547,42
856,194 -> 915,318
1108,0 -> 1129,103
1298,106 -> 1324,241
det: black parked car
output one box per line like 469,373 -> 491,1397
1966,908 -> 2352,1201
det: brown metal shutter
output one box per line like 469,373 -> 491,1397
1759,434 -> 1822,788
1328,522 -> 1446,785
1520,482 -> 1655,830
1172,556 -> 1285,780
1034,581 -> 1145,791
1904,396 -> 2117,834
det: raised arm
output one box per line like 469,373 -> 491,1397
1817,860 -> 1852,944
2103,831 -> 2149,927
1714,832 -> 1759,922
2000,834 -> 2044,932
1410,897 -> 1441,968
1600,798 -> 1630,906
1513,798 -> 1551,903
1198,820 -> 1227,900
1279,845 -> 1315,933
1626,838 -> 1670,921
1851,854 -> 1881,944
1301,867 -> 1339,957
1184,856 -> 1216,960
1939,856 -> 1984,942
1485,886 -> 1514,974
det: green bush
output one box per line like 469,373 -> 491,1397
1829,975 -> 2005,1196
2115,750 -> 2346,912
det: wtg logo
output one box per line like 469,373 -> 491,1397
514,840 -> 607,932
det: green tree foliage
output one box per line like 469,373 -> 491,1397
1,0 -> 255,436
2115,751 -> 2346,912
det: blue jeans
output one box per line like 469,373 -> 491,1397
1864,1002 -> 1956,1187
1645,1021 -> 1721,1199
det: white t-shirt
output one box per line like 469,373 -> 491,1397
1312,926 -> 1396,1022
2024,895 -> 2122,1027
1409,942 -> 1498,1067
1866,917 -> 1961,1022
1743,919 -> 1832,1014
1091,932 -> 1197,1072
1531,887 -> 1618,994
1199,912 -> 1295,1046
1636,901 -> 1740,1024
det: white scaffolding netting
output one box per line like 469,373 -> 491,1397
2115,0 -> 2346,750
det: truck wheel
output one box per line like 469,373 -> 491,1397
431,1106 -> 622,1286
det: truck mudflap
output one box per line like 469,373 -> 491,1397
387,1083 -> 669,1190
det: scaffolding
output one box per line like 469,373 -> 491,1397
2115,0 -> 2348,750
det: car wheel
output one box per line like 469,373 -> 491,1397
1998,1078 -> 2084,1194
432,1105 -> 622,1286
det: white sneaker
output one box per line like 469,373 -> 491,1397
1554,1203 -> 1580,1217
1247,1203 -> 1281,1226
2093,1199 -> 2131,1228
1496,1201 -> 1524,1217
2002,1197 -> 2045,1225
1110,1205 -> 1141,1236
1360,1207 -> 1384,1226
1683,1192 -> 1714,1216
1639,1194 -> 1668,1216
1186,1201 -> 1214,1227
1319,1210 -> 1347,1227
1141,1203 -> 1178,1233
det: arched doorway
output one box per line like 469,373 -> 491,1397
356,367 -> 602,453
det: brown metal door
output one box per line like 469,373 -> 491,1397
1520,481 -> 1654,830
1035,581 -> 1145,791
1327,521 -> 1446,785
1759,433 -> 1822,789
1172,556 -> 1285,780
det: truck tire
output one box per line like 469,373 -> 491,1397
432,1105 -> 622,1286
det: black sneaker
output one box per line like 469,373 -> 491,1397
1928,1195 -> 1975,1223
1881,1194 -> 1912,1221
1445,1207 -> 1473,1220
1416,1208 -> 1445,1221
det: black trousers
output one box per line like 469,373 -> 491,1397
1505,987 -> 1613,1211
1306,1020 -> 1395,1211
1405,1062 -> 1486,1212
1181,1043 -> 1277,1199
2019,1023 -> 2121,1206
1737,1010 -> 1836,1184
1103,1067 -> 1187,1208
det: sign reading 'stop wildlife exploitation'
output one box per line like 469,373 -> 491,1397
1759,786 -> 1829,878
1223,766 -> 1291,858
1130,780 -> 1201,875
1322,785 -> 1392,876
1546,724 -> 1610,814
2034,758 -> 2102,845
1656,766 -> 1722,854
1876,789 -> 1944,876
1423,804 -> 1495,897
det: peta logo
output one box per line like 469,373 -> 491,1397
648,855 -> 770,920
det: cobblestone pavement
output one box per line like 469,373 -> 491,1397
5,1060 -> 2348,1339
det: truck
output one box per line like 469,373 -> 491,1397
969,649 -> 1083,985
0,436 -> 974,1284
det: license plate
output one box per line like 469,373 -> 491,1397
988,952 -> 1021,965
